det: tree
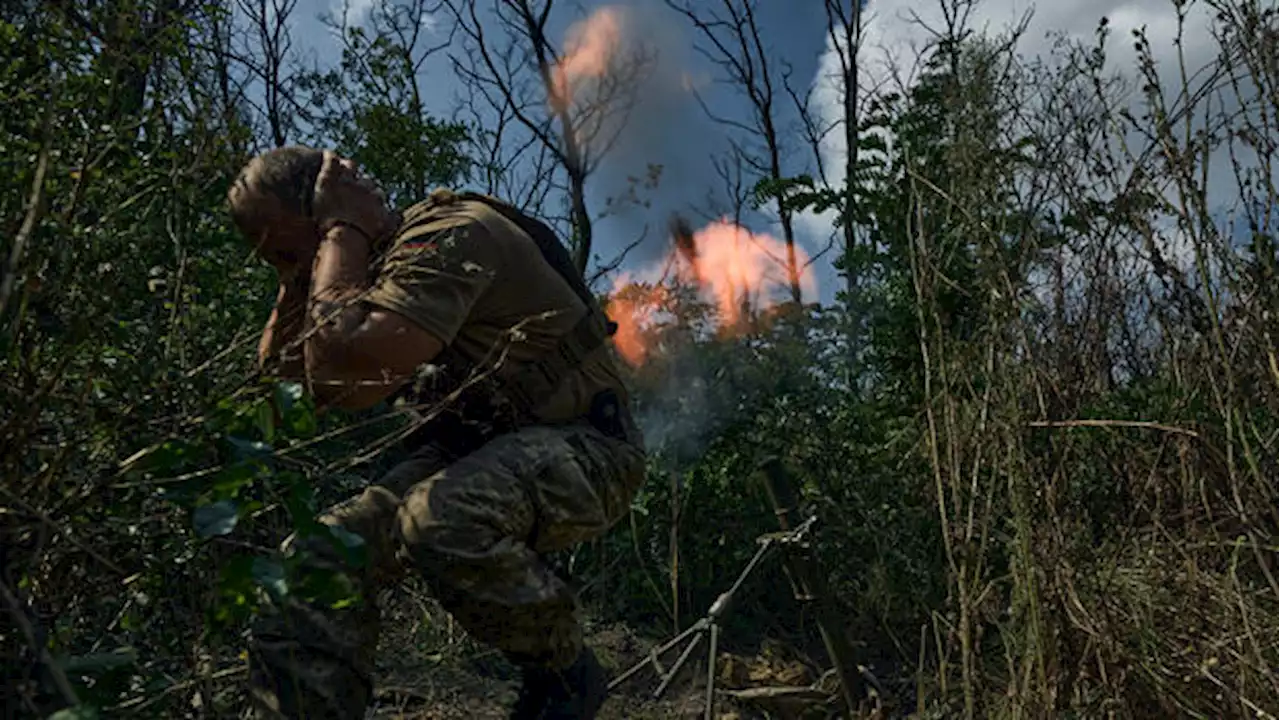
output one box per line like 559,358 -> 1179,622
41,0 -> 196,123
301,0 -> 473,204
443,0 -> 655,273
665,0 -> 808,304
786,0 -> 870,326
232,0 -> 302,147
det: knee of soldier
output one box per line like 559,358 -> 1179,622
284,486 -> 401,572
393,461 -> 533,576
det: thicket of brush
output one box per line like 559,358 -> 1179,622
1,1 -> 1274,718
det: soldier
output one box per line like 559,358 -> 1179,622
226,146 -> 647,719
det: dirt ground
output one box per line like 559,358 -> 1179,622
364,588 -> 863,720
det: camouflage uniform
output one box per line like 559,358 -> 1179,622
246,191 -> 646,718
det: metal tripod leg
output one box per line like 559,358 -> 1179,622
607,534 -> 781,719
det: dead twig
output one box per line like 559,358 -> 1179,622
1027,419 -> 1200,439
1,577 -> 81,708
0,92 -> 55,323
0,486 -> 127,576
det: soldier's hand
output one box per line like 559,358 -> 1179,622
312,151 -> 397,243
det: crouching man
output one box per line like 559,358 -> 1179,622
226,146 -> 646,719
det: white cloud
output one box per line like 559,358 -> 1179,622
337,0 -> 377,28
796,0 -> 1238,295
334,0 -> 439,32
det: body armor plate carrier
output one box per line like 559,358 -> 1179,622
388,190 -> 624,456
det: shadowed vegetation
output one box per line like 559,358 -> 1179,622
1,0 -> 1274,718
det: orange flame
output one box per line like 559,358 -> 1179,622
604,273 -> 670,367
605,219 -> 817,367
609,297 -> 649,367
551,7 -> 623,112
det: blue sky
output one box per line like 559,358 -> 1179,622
264,0 -> 844,301
261,0 -> 1257,307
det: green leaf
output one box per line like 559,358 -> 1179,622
193,500 -> 238,538
277,381 -> 304,406
212,555 -> 258,627
283,476 -> 319,530
254,400 -> 275,443
132,439 -> 198,475
325,525 -> 368,569
278,383 -> 317,438
328,525 -> 366,550
212,461 -> 258,497
226,435 -> 273,461
251,557 -> 288,600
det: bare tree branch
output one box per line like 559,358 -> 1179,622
666,0 -> 805,303
443,0 -> 655,274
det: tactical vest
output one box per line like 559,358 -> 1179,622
387,190 -> 621,454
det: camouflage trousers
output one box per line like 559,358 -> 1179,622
246,419 -> 646,719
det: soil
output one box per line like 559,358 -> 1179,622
364,588 -> 861,720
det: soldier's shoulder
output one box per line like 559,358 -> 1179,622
393,190 -> 486,246
403,189 -> 520,232
400,188 -> 467,224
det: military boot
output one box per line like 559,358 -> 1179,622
509,668 -> 550,720
509,647 -> 608,720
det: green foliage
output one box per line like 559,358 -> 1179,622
0,3 -> 458,714
298,16 -> 473,205
592,8 -> 1276,718
2,2 -> 1275,719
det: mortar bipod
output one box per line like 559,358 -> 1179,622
606,517 -> 823,719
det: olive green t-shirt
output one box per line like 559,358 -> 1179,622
362,193 -> 629,424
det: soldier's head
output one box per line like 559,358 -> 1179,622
228,145 -> 326,270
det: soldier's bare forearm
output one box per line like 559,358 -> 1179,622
298,225 -> 444,411
259,273 -> 310,378
304,225 -> 374,373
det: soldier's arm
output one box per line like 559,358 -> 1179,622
257,273 -> 310,379
303,225 -> 445,411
